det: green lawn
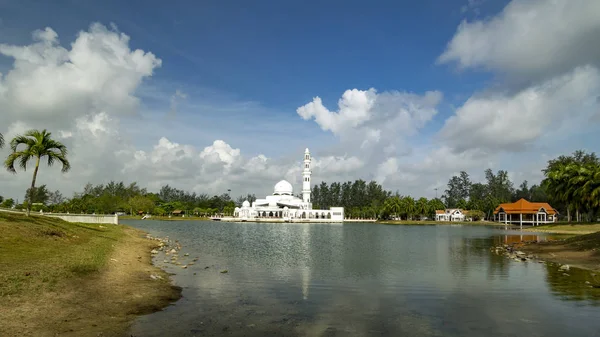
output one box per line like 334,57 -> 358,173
524,223 -> 600,234
377,220 -> 505,226
0,212 -> 124,297
119,215 -> 211,221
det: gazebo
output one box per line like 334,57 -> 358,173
494,198 -> 558,228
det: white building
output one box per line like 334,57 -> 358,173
232,148 -> 344,222
435,209 -> 465,222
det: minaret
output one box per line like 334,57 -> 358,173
302,148 -> 312,207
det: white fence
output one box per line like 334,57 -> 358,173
44,213 -> 119,225
0,208 -> 118,225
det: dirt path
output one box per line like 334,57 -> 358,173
1,227 -> 181,337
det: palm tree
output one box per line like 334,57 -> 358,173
402,196 -> 416,221
582,166 -> 600,210
416,197 -> 428,220
5,129 -> 70,216
543,164 -> 572,221
383,196 -> 402,220
0,132 -> 4,148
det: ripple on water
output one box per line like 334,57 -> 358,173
125,220 -> 600,337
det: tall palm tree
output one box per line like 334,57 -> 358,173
0,132 -> 4,148
582,166 -> 600,210
416,197 -> 428,220
383,196 -> 402,219
543,164 -> 572,221
5,129 -> 70,216
402,196 -> 416,221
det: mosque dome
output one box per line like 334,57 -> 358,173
274,180 -> 293,196
242,200 -> 250,208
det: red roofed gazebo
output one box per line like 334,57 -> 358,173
493,198 -> 558,227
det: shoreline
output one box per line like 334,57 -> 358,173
493,231 -> 600,273
0,214 -> 182,337
120,215 -> 211,221
377,220 -> 510,226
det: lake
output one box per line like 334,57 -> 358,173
124,220 -> 600,337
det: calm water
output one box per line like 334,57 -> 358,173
125,220 -> 600,337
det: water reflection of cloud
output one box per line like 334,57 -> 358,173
127,220 -> 600,337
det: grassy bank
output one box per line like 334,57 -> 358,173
523,223 -> 600,235
519,231 -> 600,271
119,215 -> 211,221
377,220 -> 507,226
0,212 -> 181,336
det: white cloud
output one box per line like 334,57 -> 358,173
199,140 -> 241,168
0,23 -> 161,129
375,157 -> 399,184
297,89 -> 377,134
438,0 -> 600,80
440,65 -> 600,152
313,155 -> 364,174
297,88 -> 443,152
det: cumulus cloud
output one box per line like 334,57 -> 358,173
0,23 -> 161,130
438,0 -> 600,80
439,66 -> 600,152
199,140 -> 241,168
297,88 -> 443,152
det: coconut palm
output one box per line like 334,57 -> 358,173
0,132 -> 4,148
416,197 -> 429,220
582,166 -> 600,209
5,129 -> 70,216
543,164 -> 572,221
402,196 -> 416,220
383,196 -> 402,219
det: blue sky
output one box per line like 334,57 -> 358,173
0,0 -> 599,199
2,0 -> 497,117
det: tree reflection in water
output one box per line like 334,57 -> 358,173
543,263 -> 600,305
447,235 -> 511,280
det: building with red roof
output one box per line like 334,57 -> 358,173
493,198 -> 558,227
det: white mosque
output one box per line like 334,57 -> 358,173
230,148 -> 344,222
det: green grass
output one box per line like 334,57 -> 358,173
119,215 -> 211,221
377,220 -> 505,226
0,212 -> 124,297
563,231 -> 600,252
524,223 -> 600,234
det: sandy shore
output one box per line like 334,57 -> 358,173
0,225 -> 181,337
508,232 -> 600,272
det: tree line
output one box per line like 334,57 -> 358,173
440,150 -> 599,222
12,182 -> 238,217
542,150 -> 600,222
1,130 -> 598,221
